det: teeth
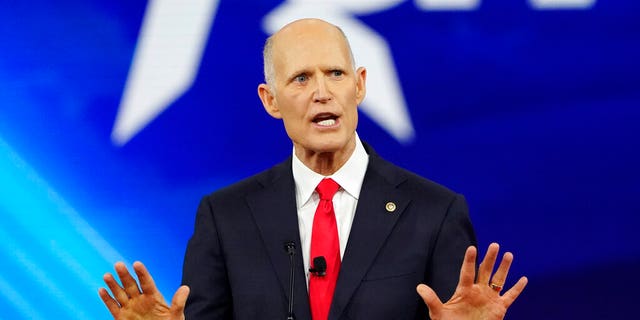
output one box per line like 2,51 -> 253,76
317,119 -> 336,126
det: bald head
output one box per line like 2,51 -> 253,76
262,19 -> 356,88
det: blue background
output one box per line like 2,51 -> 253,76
0,0 -> 638,318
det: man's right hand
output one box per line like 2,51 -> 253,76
99,261 -> 190,320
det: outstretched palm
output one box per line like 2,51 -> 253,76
99,261 -> 190,320
417,243 -> 528,320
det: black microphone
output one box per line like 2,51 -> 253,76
309,256 -> 327,276
284,241 -> 296,320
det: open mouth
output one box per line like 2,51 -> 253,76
312,113 -> 339,127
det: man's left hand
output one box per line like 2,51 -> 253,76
417,243 -> 528,320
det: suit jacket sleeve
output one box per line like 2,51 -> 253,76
182,196 -> 233,319
425,193 -> 477,303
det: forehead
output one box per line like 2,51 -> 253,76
271,23 -> 352,76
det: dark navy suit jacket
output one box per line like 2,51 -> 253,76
182,144 -> 476,319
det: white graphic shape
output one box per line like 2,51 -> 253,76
113,0 -> 599,146
263,2 -> 415,143
111,0 -> 219,145
285,0 -> 405,14
416,0 -> 480,10
529,0 -> 596,9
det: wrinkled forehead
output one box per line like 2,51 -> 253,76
271,22 -> 353,77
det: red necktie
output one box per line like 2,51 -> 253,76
309,178 -> 341,320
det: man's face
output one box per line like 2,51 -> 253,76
259,20 -> 366,158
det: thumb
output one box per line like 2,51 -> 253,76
170,285 -> 190,320
417,283 -> 443,319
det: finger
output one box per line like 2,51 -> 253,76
103,272 -> 129,306
501,276 -> 528,307
459,246 -> 477,288
477,243 -> 500,284
134,261 -> 168,304
416,284 -> 443,319
170,285 -> 191,319
115,262 -> 141,298
98,287 -> 121,317
489,252 -> 514,290
133,261 -> 159,295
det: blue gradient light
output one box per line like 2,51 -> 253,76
0,136 -> 125,319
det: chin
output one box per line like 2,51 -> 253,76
309,136 -> 351,154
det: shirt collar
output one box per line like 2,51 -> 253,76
292,132 -> 369,209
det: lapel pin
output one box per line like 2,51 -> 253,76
385,202 -> 396,213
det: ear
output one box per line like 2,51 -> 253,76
257,83 -> 282,119
355,67 -> 367,105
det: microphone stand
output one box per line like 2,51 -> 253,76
285,242 -> 296,320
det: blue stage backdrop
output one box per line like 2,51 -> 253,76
1,0 -> 638,319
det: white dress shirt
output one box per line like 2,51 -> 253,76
292,133 -> 369,284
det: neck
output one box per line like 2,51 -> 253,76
294,137 -> 356,176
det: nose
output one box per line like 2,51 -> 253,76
313,76 -> 332,103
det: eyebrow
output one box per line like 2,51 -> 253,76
287,65 -> 347,79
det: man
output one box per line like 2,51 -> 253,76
99,18 -> 527,320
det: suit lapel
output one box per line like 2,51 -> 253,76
246,158 -> 311,319
330,154 -> 411,320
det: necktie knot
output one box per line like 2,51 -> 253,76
316,178 -> 340,200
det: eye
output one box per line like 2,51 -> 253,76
331,70 -> 344,77
293,74 -> 308,83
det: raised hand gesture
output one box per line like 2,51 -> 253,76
99,261 -> 190,320
417,243 -> 528,320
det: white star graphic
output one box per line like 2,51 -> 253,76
111,0 -> 220,145
112,0 -> 596,145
